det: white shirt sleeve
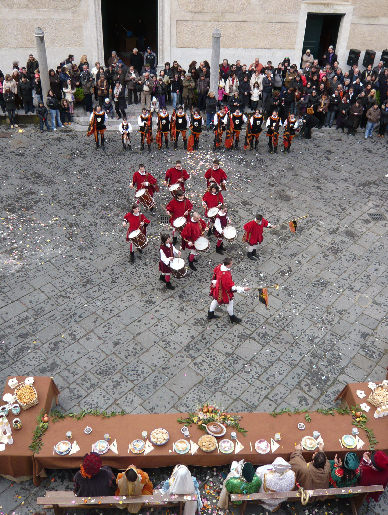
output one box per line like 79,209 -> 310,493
119,124 -> 124,134
213,113 -> 218,125
128,122 -> 133,132
214,218 -> 223,234
173,246 -> 179,257
138,115 -> 145,127
89,112 -> 94,121
266,118 -> 270,127
231,286 -> 245,293
243,114 -> 247,123
160,248 -> 171,266
294,121 -> 299,129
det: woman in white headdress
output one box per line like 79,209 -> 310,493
162,464 -> 202,515
256,457 -> 296,512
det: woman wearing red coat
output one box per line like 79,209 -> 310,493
243,213 -> 274,260
208,257 -> 250,323
130,164 -> 158,211
165,189 -> 193,244
360,451 -> 388,502
180,212 -> 208,271
123,204 -> 150,263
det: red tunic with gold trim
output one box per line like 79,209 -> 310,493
180,218 -> 207,250
132,171 -> 158,196
204,167 -> 227,188
202,191 -> 224,216
243,218 -> 269,245
165,197 -> 193,225
210,264 -> 235,304
165,167 -> 190,191
124,212 -> 150,241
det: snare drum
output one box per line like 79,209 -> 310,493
128,229 -> 148,249
169,183 -> 180,193
194,236 -> 209,252
173,216 -> 186,233
223,225 -> 237,241
207,207 -> 219,219
170,258 -> 187,279
135,188 -> 154,209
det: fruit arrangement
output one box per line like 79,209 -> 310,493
178,403 -> 246,433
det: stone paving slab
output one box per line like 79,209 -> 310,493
0,123 -> 387,512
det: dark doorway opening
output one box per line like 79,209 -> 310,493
101,0 -> 157,66
302,13 -> 343,66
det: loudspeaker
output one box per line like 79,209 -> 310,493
381,50 -> 388,67
347,49 -> 360,67
363,49 -> 376,68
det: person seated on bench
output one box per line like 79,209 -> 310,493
73,452 -> 116,497
225,462 -> 262,505
255,457 -> 296,512
290,442 -> 330,497
161,464 -> 202,515
116,465 -> 153,513
329,452 -> 360,496
360,451 -> 388,502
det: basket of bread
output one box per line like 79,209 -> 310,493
368,383 -> 388,408
15,381 -> 38,410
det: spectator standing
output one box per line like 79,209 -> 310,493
205,91 -> 217,129
125,66 -> 139,105
60,98 -> 71,125
182,73 -> 195,110
4,88 -> 17,128
170,73 -> 181,110
140,72 -> 153,109
63,79 -> 76,115
197,74 -> 210,111
239,75 -> 251,111
0,76 -> 5,113
18,76 -> 34,114
130,48 -> 143,75
97,74 -> 108,106
113,80 -> 127,119
144,47 -> 157,74
46,89 -> 63,130
378,100 -> 388,137
36,101 -> 51,132
82,77 -> 94,113
26,54 -> 39,82
365,103 -> 381,138
302,49 -> 314,69
262,70 -> 273,114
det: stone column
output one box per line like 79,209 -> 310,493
34,27 -> 50,104
210,28 -> 221,95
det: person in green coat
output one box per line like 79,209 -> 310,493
225,462 -> 262,504
329,452 -> 360,497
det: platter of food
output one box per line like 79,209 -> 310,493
198,434 -> 217,453
92,439 -> 110,455
301,436 -> 318,451
130,439 -> 145,454
15,384 -> 38,410
341,434 -> 357,449
174,439 -> 190,454
150,428 -> 169,446
206,422 -> 226,438
54,440 -> 72,456
219,438 -> 234,454
255,439 -> 270,454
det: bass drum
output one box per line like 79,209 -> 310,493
223,225 -> 237,241
194,236 -> 209,252
128,229 -> 148,249
170,258 -> 187,279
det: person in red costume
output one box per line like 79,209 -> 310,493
123,204 -> 150,263
130,164 -> 158,212
208,257 -> 250,323
202,183 -> 224,234
213,204 -> 230,254
204,159 -> 227,189
243,213 -> 275,260
360,451 -> 388,502
159,233 -> 181,291
166,189 -> 193,245
164,160 -> 190,194
180,211 -> 208,271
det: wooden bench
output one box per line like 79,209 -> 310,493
231,484 -> 384,515
37,490 -> 197,515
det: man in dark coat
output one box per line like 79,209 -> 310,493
130,48 -> 144,75
18,76 -> 34,114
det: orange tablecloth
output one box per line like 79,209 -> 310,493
0,376 -> 59,480
33,409 -> 378,484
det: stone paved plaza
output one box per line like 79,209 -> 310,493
0,122 -> 387,513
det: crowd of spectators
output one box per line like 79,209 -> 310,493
1,45 -> 387,138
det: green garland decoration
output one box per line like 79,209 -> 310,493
50,408 -> 126,422
29,409 -> 49,453
177,403 -> 247,434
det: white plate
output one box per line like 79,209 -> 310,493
301,436 -> 318,451
93,439 -> 110,455
54,440 -> 72,455
206,422 -> 226,438
219,439 -> 234,454
255,439 -> 270,454
174,439 -> 190,454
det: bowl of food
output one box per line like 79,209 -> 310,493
54,440 -> 72,455
174,439 -> 190,454
206,422 -> 226,438
198,434 -> 217,453
150,428 -> 169,446
301,436 -> 318,451
130,439 -> 145,454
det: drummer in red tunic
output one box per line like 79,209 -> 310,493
159,233 -> 181,290
180,211 -> 208,271
202,183 -> 224,233
123,204 -> 150,263
243,213 -> 275,260
130,164 -> 158,212
208,257 -> 250,323
204,159 -> 227,190
166,189 -> 193,245
214,205 -> 230,255
164,160 -> 190,195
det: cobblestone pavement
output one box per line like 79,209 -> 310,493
0,121 -> 387,513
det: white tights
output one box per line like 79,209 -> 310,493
248,244 -> 258,252
209,299 -> 234,315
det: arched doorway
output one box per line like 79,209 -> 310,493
101,0 -> 158,65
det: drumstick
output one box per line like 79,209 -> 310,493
252,284 -> 280,290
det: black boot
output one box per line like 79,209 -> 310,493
255,140 -> 258,150
183,139 -> 187,150
101,137 -> 105,149
172,236 -> 177,245
165,139 -> 168,149
229,314 -> 242,324
96,141 -> 99,149
174,140 -> 178,150
141,142 -> 145,151
273,146 -> 278,153
252,249 -> 258,259
166,281 -> 175,290
268,144 -> 273,154
207,310 -> 220,320
130,251 -> 135,263
159,274 -> 166,282
148,144 -> 151,152
247,251 -> 256,260
235,140 -> 238,149
216,245 -> 224,254
189,260 -> 197,271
